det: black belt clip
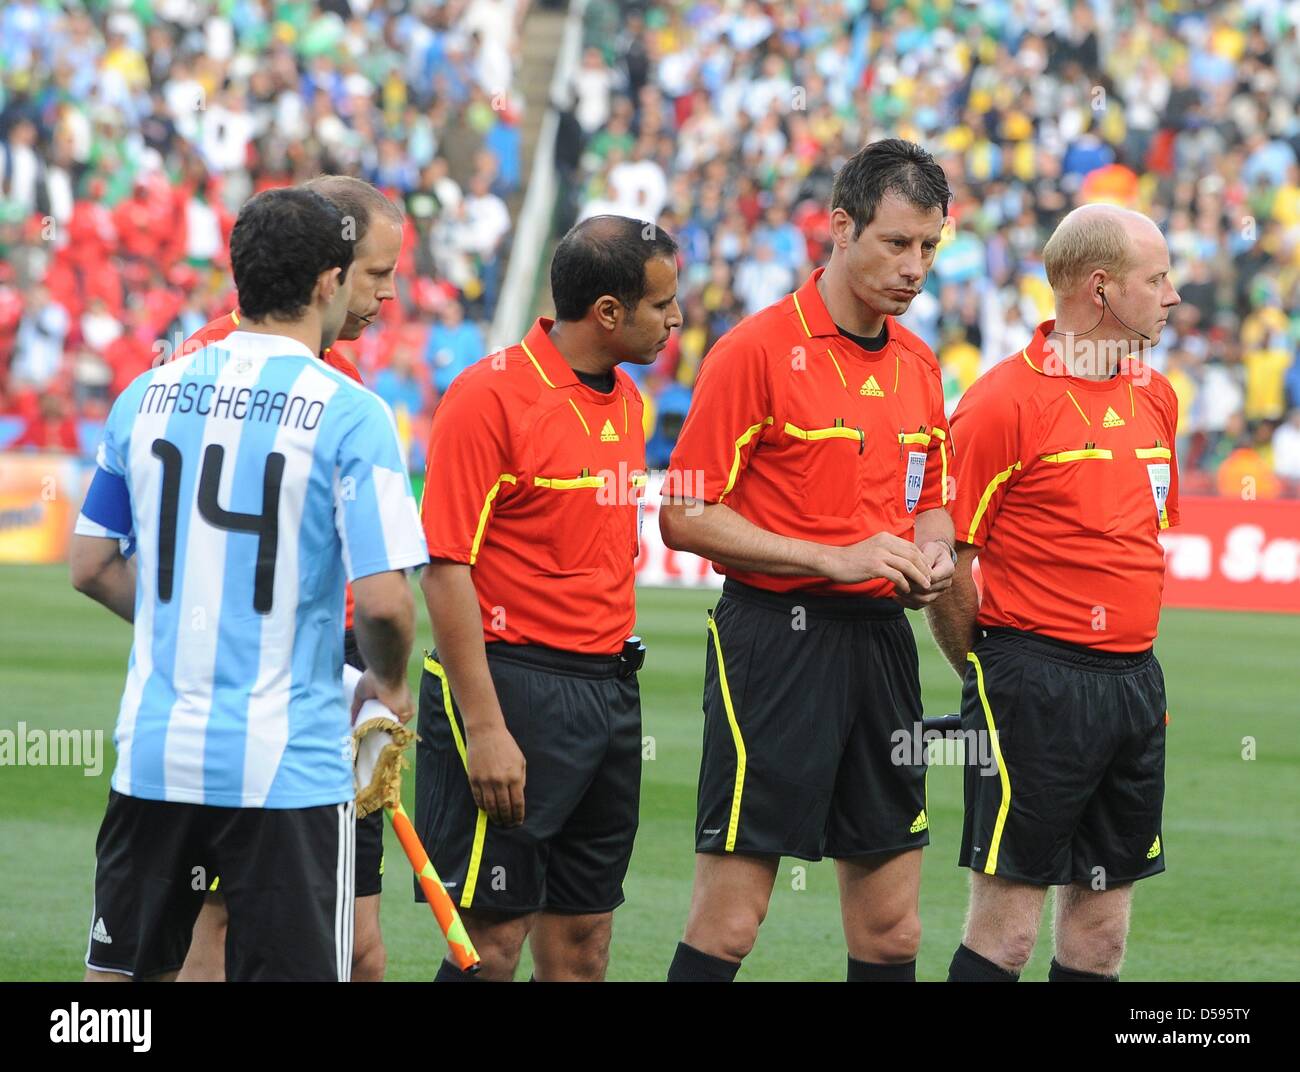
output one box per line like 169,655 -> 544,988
619,635 -> 646,678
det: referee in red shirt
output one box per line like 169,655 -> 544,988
663,140 -> 956,982
417,216 -> 680,981
930,204 -> 1182,982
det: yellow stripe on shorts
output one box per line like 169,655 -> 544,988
966,651 -> 1011,875
706,615 -> 747,853
425,655 -> 487,909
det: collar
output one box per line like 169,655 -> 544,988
1022,319 -> 1140,383
520,317 -> 581,389
790,267 -> 840,339
223,330 -> 318,362
791,266 -> 896,346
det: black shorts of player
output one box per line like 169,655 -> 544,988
958,626 -> 1168,886
415,642 -> 641,916
344,628 -> 384,898
87,790 -> 356,980
695,578 -> 929,862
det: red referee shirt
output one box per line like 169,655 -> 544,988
665,267 -> 953,597
421,318 -> 647,655
949,320 -> 1181,651
180,309 -> 367,629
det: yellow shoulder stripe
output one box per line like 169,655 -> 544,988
720,417 -> 774,501
469,474 -> 518,564
965,460 -> 1021,543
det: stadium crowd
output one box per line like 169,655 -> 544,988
563,0 -> 1300,497
4,0 -> 1300,499
0,0 -> 528,469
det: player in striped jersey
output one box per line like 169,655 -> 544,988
72,187 -> 428,982
175,177 -> 407,983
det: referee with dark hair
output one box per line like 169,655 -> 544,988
662,140 -> 956,982
416,215 -> 681,981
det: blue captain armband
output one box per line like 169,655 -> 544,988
79,467 -> 133,540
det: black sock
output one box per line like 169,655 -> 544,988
947,943 -> 1020,982
847,956 -> 916,982
1049,958 -> 1117,982
434,957 -> 478,982
667,941 -> 741,982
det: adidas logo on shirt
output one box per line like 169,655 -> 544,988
860,375 -> 884,397
92,917 -> 112,944
1103,406 -> 1125,428
600,419 -> 620,443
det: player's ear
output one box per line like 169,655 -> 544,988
828,206 -> 856,250
1090,271 -> 1108,300
593,294 -> 622,331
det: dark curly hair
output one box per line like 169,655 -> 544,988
550,215 -> 678,322
832,139 -> 950,237
230,188 -> 356,321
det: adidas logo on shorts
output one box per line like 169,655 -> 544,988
1146,836 -> 1161,859
92,917 -> 112,944
910,809 -> 928,834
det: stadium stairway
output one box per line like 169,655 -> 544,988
498,4 -> 567,298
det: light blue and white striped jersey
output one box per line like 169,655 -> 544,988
75,331 -> 428,808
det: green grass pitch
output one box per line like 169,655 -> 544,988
1,565 -> 1296,981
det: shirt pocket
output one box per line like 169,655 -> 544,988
781,418 -> 865,518
526,468 -> 611,573
1036,444 -> 1120,534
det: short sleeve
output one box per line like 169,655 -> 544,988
420,371 -> 516,565
948,376 -> 1024,547
664,330 -> 773,505
334,395 -> 429,581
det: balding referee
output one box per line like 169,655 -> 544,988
416,216 -> 680,981
929,204 -> 1182,982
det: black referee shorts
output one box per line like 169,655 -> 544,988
414,643 -> 641,916
958,627 -> 1168,887
87,790 -> 355,981
695,579 -> 929,862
